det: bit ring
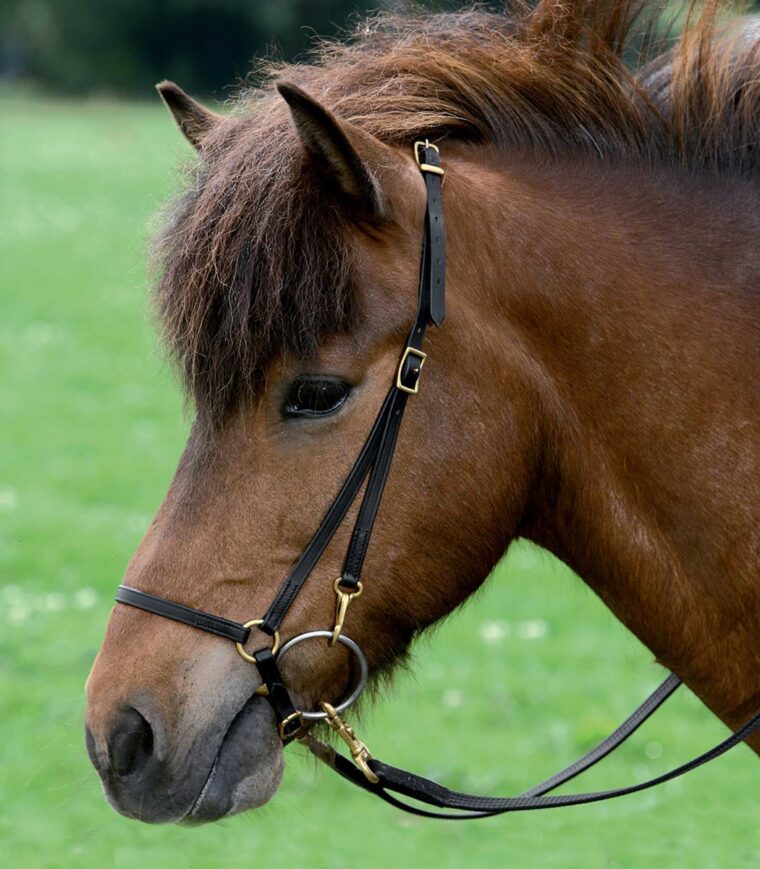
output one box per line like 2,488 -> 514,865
275,630 -> 368,720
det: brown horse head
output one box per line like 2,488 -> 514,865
84,78 -> 531,824
86,0 -> 760,823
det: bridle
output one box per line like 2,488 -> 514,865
114,142 -> 760,819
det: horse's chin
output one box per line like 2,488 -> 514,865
180,695 -> 284,825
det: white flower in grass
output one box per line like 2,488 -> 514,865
8,606 -> 29,625
0,486 -> 18,512
442,689 -> 464,709
25,323 -> 57,346
42,593 -> 66,612
480,620 -> 510,644
127,513 -> 151,534
74,588 -> 98,609
516,619 -> 548,640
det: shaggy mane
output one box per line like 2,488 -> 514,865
154,0 -> 760,423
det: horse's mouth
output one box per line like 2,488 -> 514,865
181,693 -> 284,825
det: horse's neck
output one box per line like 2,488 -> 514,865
455,152 -> 760,739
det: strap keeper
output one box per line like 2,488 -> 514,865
396,347 -> 427,394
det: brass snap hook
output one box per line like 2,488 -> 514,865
330,577 -> 363,646
321,701 -> 379,784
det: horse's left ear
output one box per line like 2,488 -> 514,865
277,82 -> 386,217
156,81 -> 225,150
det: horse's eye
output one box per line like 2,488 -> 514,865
282,377 -> 351,419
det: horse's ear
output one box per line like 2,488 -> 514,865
156,81 -> 224,150
276,81 -> 385,217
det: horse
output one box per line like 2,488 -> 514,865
85,0 -> 760,823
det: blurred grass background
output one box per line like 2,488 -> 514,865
1,88 -> 758,867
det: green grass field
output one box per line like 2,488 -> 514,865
1,90 -> 757,868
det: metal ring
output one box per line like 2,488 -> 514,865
275,630 -> 368,720
235,619 -> 280,664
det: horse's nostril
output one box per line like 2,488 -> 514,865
109,708 -> 154,778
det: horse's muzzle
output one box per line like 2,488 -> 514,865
85,692 -> 283,823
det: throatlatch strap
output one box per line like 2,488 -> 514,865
115,585 -> 250,644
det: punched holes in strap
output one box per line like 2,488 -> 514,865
414,141 -> 445,326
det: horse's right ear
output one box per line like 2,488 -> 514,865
156,81 -> 224,150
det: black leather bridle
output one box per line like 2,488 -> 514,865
114,142 -> 760,819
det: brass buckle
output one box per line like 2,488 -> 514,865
235,619 -> 280,664
278,710 -> 307,741
414,140 -> 445,176
396,346 -> 427,395
321,702 -> 379,784
331,577 -> 363,646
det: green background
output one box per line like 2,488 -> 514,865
2,0 -> 468,96
1,90 -> 758,867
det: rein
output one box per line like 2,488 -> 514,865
114,142 -> 760,819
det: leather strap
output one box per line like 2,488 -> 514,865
253,649 -> 304,743
520,672 -> 682,797
303,675 -> 683,816
318,676 -> 760,818
115,585 -> 250,644
419,143 -> 445,325
259,388 -> 395,632
339,353 -> 412,590
338,144 -> 444,591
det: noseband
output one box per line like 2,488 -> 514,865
114,142 -> 760,819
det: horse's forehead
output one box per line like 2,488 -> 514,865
155,184 -> 356,420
